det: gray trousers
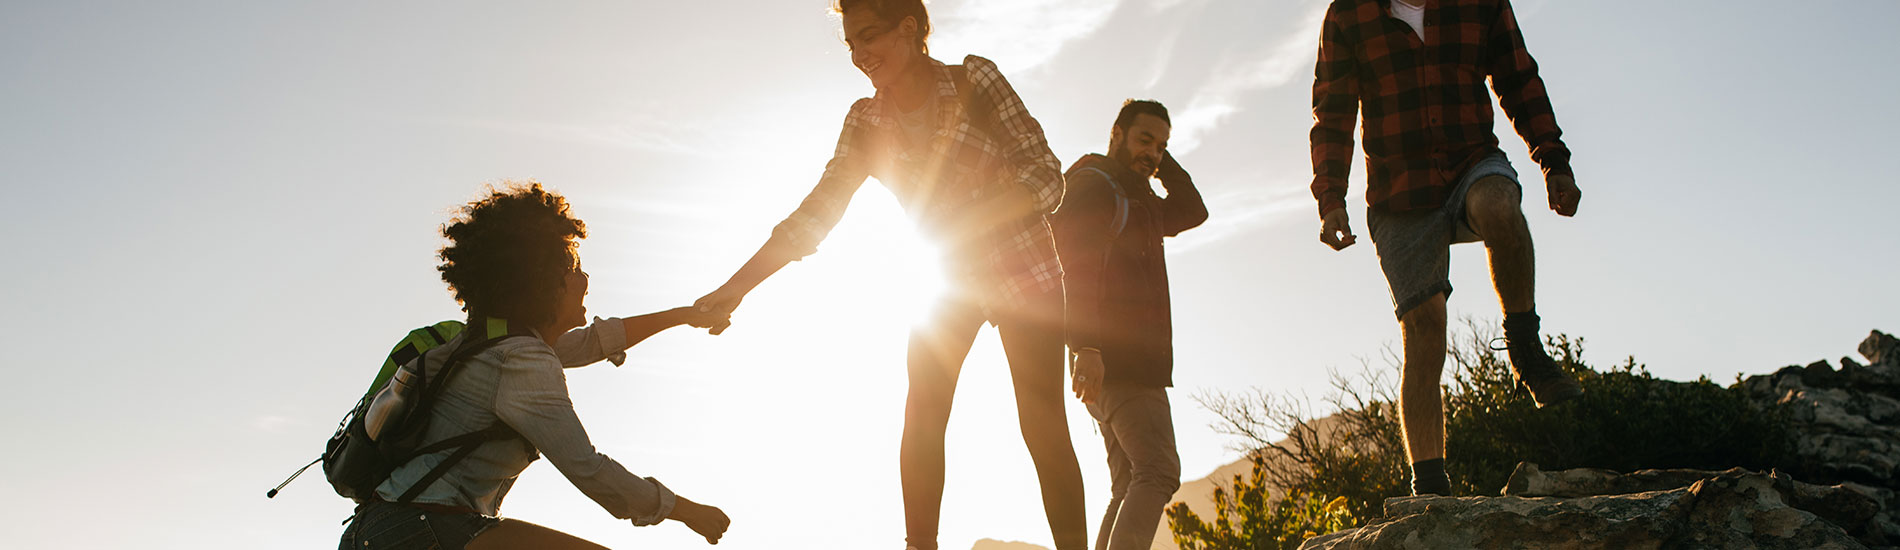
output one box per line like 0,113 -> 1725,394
1086,383 -> 1180,550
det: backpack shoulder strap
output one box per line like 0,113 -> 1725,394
394,423 -> 519,504
1076,166 -> 1131,238
387,330 -> 529,503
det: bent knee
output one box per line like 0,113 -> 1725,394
1132,470 -> 1181,495
1465,175 -> 1524,219
1132,457 -> 1182,492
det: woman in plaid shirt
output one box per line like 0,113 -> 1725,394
693,1 -> 1085,549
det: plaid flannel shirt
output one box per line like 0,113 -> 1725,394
770,55 -> 1064,316
1310,0 -> 1572,216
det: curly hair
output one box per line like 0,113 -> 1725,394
436,181 -> 587,329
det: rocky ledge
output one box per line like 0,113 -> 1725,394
1300,330 -> 1900,550
1299,464 -> 1883,550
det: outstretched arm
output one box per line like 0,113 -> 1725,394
695,99 -> 878,331
494,346 -> 678,525
551,310 -> 728,368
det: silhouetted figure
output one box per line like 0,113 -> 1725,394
338,182 -> 730,549
1308,0 -> 1585,496
1053,100 -> 1205,550
692,1 -> 1087,548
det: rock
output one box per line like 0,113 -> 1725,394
970,539 -> 1051,550
1293,330 -> 1900,550
1299,465 -> 1870,550
1863,331 -> 1899,366
1501,462 -> 1736,498
1738,329 -> 1900,491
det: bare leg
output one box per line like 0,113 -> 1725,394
999,300 -> 1088,550
1464,173 -> 1583,406
467,518 -> 610,550
901,302 -> 985,550
1464,175 -> 1535,313
1398,293 -> 1449,463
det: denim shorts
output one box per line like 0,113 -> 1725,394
1366,153 -> 1519,319
338,500 -> 499,550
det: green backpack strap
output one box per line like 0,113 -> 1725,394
363,320 -> 466,400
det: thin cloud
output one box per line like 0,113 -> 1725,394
441,110 -> 713,157
1168,0 -> 1328,153
1169,181 -> 1311,253
932,0 -> 1125,74
251,415 -> 293,433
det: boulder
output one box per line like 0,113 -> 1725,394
1732,330 -> 1900,547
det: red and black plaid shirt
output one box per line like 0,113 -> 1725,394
1309,0 -> 1572,216
771,55 -> 1065,317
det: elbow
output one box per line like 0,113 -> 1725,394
1184,209 -> 1210,231
1166,213 -> 1208,237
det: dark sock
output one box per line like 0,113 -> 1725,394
1503,309 -> 1540,347
1411,458 -> 1452,496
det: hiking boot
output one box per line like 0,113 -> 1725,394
1507,339 -> 1583,407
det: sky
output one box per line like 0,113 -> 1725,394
2,1 -> 1897,549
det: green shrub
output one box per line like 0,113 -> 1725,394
1442,329 -> 1792,494
1173,320 -> 1795,547
1166,457 -> 1358,550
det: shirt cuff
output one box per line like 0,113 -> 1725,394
1537,154 -> 1574,179
592,316 -> 628,366
628,477 -> 677,526
1317,195 -> 1348,218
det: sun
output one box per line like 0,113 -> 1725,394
795,179 -> 952,326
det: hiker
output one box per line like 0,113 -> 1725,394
1307,0 -> 1586,496
1053,100 -> 1205,550
338,182 -> 731,549
690,1 -> 1086,548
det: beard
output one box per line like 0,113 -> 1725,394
1112,142 -> 1159,178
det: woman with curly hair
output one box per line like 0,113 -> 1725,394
338,182 -> 731,549
692,1 -> 1086,548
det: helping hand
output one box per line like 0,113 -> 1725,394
1319,208 -> 1356,250
671,306 -> 730,330
693,286 -> 746,335
1547,174 -> 1581,217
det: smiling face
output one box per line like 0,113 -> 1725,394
1109,113 -> 1172,178
842,8 -> 920,93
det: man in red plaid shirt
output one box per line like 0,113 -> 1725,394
1308,0 -> 1584,496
